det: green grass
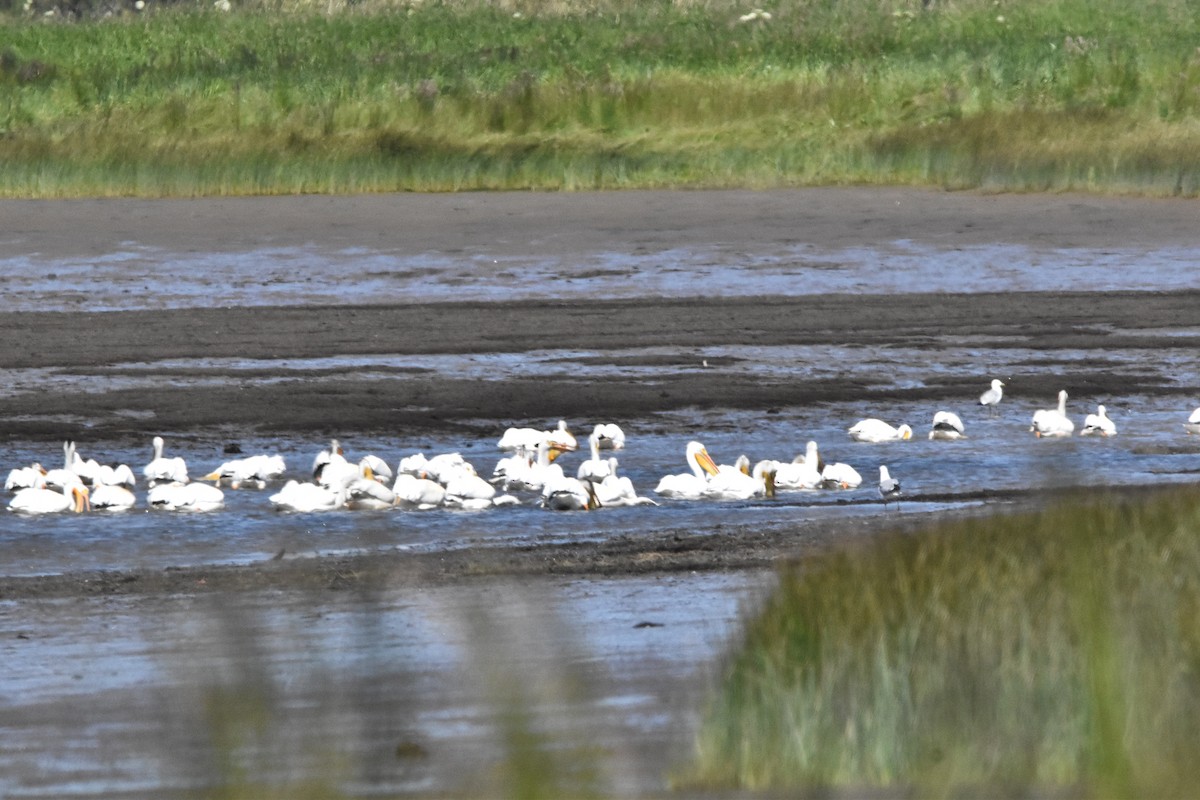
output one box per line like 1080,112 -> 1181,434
2,0 -> 1200,196
684,485 -> 1200,796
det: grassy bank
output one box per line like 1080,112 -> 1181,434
685,485 -> 1200,796
2,0 -> 1200,197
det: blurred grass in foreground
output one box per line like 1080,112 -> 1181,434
2,0 -> 1200,196
686,485 -> 1200,797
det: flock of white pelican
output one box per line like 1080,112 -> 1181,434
5,383 -> 1200,515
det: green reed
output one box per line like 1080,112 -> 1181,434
2,0 -> 1200,196
684,486 -> 1200,796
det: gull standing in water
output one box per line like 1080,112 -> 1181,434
979,379 -> 1005,415
878,465 -> 901,509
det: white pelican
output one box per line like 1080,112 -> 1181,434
65,441 -> 102,486
1185,407 -> 1200,435
593,473 -> 657,507
577,431 -> 617,484
94,463 -> 137,488
1080,404 -> 1118,437
820,461 -> 863,490
90,484 -> 136,511
269,480 -> 346,512
654,441 -> 720,499
5,464 -> 46,492
770,454 -> 823,491
1031,390 -> 1075,438
542,475 -> 598,511
345,473 -> 398,510
204,454 -> 286,488
44,441 -> 87,490
592,423 -> 626,450
848,419 -> 913,443
496,441 -> 566,492
979,379 -> 1005,414
9,483 -> 89,514
444,472 -> 497,504
704,455 -> 768,501
399,452 -> 472,484
928,411 -> 966,441
147,482 -> 224,512
497,420 -> 578,452
878,465 -> 901,508
392,473 -> 447,509
144,436 -> 189,486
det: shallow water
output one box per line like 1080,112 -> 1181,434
4,237 -> 1200,797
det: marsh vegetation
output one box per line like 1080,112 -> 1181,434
2,0 -> 1200,196
687,486 -> 1200,796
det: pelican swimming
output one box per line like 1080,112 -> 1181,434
5,464 -> 46,492
269,479 -> 346,512
703,454 -> 769,501
143,436 -> 189,486
45,441 -> 89,490
90,484 -> 137,511
769,442 -> 824,491
591,423 -> 626,450
1185,407 -> 1200,435
1031,390 -> 1075,437
878,465 -> 901,508
577,431 -> 617,484
654,441 -> 720,499
345,468 -> 398,510
1080,404 -> 1118,437
848,419 -> 914,443
9,483 -> 89,514
147,482 -> 224,512
497,419 -> 578,452
593,472 -> 657,507
979,379 -> 1005,414
820,461 -> 863,490
541,473 -> 599,511
928,411 -> 967,441
392,473 -> 447,509
93,463 -> 137,489
204,454 -> 286,488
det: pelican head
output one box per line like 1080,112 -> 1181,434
72,485 -> 90,513
897,425 -> 914,441
686,441 -> 720,478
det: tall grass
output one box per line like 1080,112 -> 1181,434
685,485 -> 1200,796
2,0 -> 1200,196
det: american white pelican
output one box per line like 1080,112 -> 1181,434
313,440 -> 358,488
345,473 -> 398,510
204,454 -> 286,488
497,419 -> 578,452
399,452 -> 473,484
1184,407 -> 1200,435
144,436 -> 189,486
44,441 -> 87,490
90,484 -> 136,511
820,461 -> 863,490
878,465 -> 901,507
1031,390 -> 1075,437
9,483 -> 89,514
147,482 -> 224,512
1080,404 -> 1118,437
848,419 -> 913,443
444,472 -> 497,504
979,379 -> 1005,414
929,411 -> 966,441
577,431 -> 617,484
392,473 -> 447,509
94,463 -> 137,488
5,464 -> 46,492
65,441 -> 102,486
593,473 -> 657,507
269,480 -> 346,512
592,423 -> 626,450
496,441 -> 566,492
704,455 -> 768,501
770,453 -> 823,491
542,475 -> 598,511
654,441 -> 720,499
